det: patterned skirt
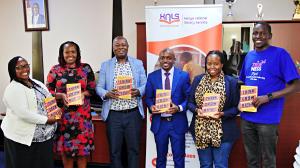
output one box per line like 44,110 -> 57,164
54,105 -> 94,157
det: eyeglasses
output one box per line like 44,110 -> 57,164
15,64 -> 30,70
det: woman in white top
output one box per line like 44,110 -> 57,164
1,56 -> 60,168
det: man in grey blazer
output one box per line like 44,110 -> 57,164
96,36 -> 147,168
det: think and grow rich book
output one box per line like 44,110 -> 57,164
240,85 -> 258,112
44,97 -> 61,119
66,83 -> 83,106
202,93 -> 220,116
155,89 -> 171,113
116,76 -> 133,99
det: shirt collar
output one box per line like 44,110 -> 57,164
115,56 -> 129,63
161,66 -> 174,76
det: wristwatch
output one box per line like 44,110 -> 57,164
267,93 -> 273,101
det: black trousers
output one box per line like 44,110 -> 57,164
4,137 -> 54,168
106,108 -> 142,168
241,119 -> 278,168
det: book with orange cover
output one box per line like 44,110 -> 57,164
202,93 -> 220,116
240,85 -> 258,112
66,83 -> 82,106
44,97 -> 61,119
155,89 -> 171,113
116,76 -> 132,99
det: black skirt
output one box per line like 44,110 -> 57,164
4,137 -> 54,168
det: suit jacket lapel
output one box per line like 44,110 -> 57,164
109,57 -> 116,89
172,68 -> 179,95
154,69 -> 163,89
156,69 -> 163,90
128,57 -> 138,87
224,76 -> 230,106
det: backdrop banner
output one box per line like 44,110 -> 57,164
145,4 -> 223,167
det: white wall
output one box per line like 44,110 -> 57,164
0,0 -> 32,113
43,0 -> 113,78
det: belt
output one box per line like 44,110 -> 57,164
110,107 -> 138,113
161,116 -> 172,121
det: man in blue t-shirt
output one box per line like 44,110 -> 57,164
239,22 -> 300,168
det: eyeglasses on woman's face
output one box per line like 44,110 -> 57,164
15,64 -> 30,70
15,59 -> 30,81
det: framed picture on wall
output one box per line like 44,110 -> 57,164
22,0 -> 49,31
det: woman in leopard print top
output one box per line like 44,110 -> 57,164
188,50 -> 240,168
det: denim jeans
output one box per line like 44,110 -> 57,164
241,119 -> 278,168
197,142 -> 234,168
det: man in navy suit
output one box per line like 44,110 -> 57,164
145,48 -> 190,168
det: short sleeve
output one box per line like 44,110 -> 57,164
279,49 -> 300,83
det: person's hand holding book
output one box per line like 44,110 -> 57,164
55,92 -> 69,107
209,111 -> 224,119
252,95 -> 269,108
131,88 -> 140,97
105,89 -> 120,99
166,102 -> 179,114
151,105 -> 160,114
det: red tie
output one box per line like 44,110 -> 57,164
165,72 -> 170,90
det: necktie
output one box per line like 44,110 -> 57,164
165,72 -> 170,90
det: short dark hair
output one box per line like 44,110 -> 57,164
205,50 -> 226,72
255,21 -> 272,34
112,36 -> 128,46
180,51 -> 193,62
159,48 -> 175,58
58,41 -> 81,67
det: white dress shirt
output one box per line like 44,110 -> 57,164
33,14 -> 39,25
160,67 -> 182,117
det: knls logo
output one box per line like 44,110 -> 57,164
251,59 -> 266,71
159,13 -> 180,24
